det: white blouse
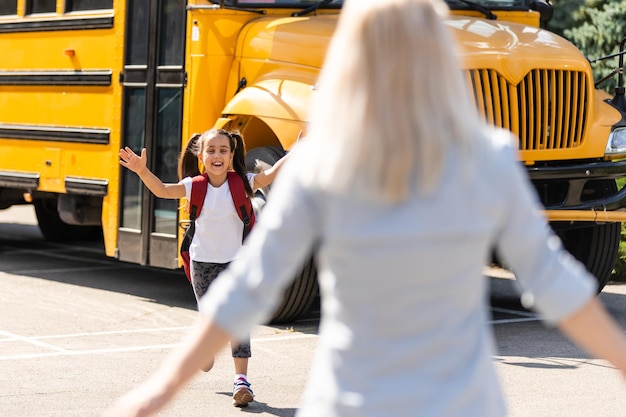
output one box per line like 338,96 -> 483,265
200,129 -> 595,417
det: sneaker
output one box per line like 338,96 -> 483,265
232,377 -> 254,407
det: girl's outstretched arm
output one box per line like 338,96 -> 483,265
252,130 -> 306,190
253,152 -> 290,190
119,147 -> 186,199
103,317 -> 230,417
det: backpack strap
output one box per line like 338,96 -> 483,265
227,171 -> 256,241
180,174 -> 208,283
189,174 -> 209,221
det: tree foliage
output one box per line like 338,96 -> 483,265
548,0 -> 585,37
550,1 -> 626,280
551,0 -> 626,92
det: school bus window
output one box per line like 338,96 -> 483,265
25,0 -> 56,14
0,0 -> 18,16
65,0 -> 113,12
159,0 -> 185,66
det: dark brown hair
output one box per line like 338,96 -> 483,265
178,129 -> 253,198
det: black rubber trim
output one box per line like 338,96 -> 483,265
0,70 -> 112,86
0,16 -> 113,33
527,159 -> 626,211
0,171 -> 39,189
65,177 -> 108,196
527,159 -> 626,181
0,124 -> 110,144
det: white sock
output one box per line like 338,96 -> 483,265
235,373 -> 248,381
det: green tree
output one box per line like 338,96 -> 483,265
551,0 -> 626,92
550,1 -> 626,280
549,0 -> 585,36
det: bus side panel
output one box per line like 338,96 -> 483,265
0,6 -> 125,258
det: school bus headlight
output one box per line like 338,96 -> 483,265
605,127 -> 626,156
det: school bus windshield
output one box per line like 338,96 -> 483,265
445,0 -> 528,9
209,0 -> 344,7
210,0 -> 535,12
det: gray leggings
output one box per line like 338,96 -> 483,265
190,260 -> 251,358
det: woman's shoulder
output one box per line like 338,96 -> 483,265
482,127 -> 517,150
476,127 -> 520,165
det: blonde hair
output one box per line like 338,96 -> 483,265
304,0 -> 483,201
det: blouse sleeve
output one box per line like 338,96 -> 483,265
493,131 -> 596,325
198,147 -> 322,339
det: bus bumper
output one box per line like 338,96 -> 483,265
527,159 -> 626,223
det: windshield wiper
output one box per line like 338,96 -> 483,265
292,0 -> 333,17
190,1 -> 265,13
456,0 -> 497,20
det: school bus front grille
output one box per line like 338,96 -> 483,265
466,69 -> 588,151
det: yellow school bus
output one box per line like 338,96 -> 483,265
1,0 -> 626,322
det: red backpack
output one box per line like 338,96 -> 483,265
180,171 -> 256,282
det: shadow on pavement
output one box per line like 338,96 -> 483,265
0,219 -> 321,327
489,273 -> 626,370
4,216 -> 624,363
214,391 -> 297,416
0,220 -> 197,311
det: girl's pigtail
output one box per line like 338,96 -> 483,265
230,131 -> 254,198
178,133 -> 202,180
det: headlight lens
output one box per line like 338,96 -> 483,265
605,127 -> 626,156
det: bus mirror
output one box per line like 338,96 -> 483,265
529,0 -> 553,27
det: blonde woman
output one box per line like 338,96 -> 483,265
105,0 -> 626,416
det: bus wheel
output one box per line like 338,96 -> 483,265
556,221 -> 620,292
246,145 -> 319,324
33,196 -> 101,241
270,256 -> 319,324
554,180 -> 621,292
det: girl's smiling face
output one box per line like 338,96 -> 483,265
201,133 -> 233,178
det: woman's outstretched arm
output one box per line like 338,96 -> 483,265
103,317 -> 230,417
558,297 -> 626,379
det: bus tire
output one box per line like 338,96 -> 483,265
556,221 -> 620,292
246,145 -> 319,323
270,256 -> 319,324
33,196 -> 101,241
554,179 -> 621,292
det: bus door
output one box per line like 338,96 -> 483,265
118,0 -> 187,269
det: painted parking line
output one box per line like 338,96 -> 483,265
26,326 -> 192,340
7,246 -> 143,269
0,329 -> 68,352
10,265 -> 124,275
0,343 -> 185,361
490,306 -> 541,324
0,326 -> 318,361
490,317 -> 540,324
0,306 -> 536,362
491,307 -> 536,317
1,312 -> 537,361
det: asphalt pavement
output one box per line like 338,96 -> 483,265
2,205 -> 626,417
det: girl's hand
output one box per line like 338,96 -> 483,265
119,147 -> 147,174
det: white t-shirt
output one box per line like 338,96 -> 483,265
181,173 -> 255,263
